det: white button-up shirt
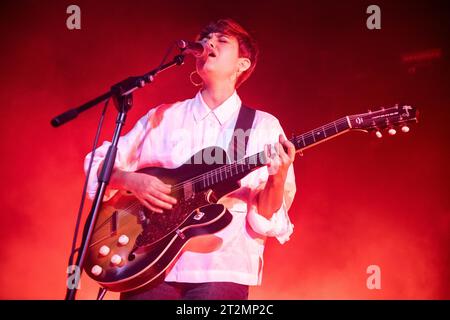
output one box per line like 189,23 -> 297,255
85,90 -> 296,285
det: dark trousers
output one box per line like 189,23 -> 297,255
120,277 -> 249,300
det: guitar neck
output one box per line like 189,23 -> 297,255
193,116 -> 351,192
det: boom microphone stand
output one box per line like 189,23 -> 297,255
52,54 -> 185,300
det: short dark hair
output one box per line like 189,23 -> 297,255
198,18 -> 259,88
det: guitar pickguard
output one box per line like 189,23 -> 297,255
134,190 -> 212,248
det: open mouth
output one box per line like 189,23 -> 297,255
208,52 -> 217,58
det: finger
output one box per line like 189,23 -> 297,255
266,144 -> 272,158
278,135 -> 295,162
153,189 -> 177,205
270,144 -> 279,166
279,134 -> 291,156
146,193 -> 173,210
153,179 -> 172,193
285,140 -> 296,161
275,142 -> 288,159
264,144 -> 273,164
136,196 -> 163,213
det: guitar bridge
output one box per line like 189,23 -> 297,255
193,209 -> 205,221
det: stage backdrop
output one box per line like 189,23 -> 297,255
0,0 -> 448,299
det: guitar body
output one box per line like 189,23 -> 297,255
83,104 -> 418,293
85,147 -> 237,292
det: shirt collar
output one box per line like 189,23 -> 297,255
192,90 -> 242,125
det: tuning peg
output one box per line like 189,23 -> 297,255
375,130 -> 383,138
401,125 -> 410,133
367,109 -> 372,113
388,128 -> 397,136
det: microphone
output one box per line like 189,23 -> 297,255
177,40 -> 209,57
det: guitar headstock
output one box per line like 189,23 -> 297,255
348,105 -> 419,137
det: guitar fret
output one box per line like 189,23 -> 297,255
305,133 -> 315,146
337,118 -> 349,131
325,124 -> 336,137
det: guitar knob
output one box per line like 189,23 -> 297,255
388,128 -> 397,135
91,265 -> 103,276
99,245 -> 110,256
118,235 -> 130,246
401,125 -> 410,133
375,130 -> 383,138
111,254 -> 122,266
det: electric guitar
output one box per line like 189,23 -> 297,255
85,105 -> 418,292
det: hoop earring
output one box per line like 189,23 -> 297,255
189,71 -> 203,87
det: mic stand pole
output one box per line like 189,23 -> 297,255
62,54 -> 184,300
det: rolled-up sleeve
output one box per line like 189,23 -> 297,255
84,110 -> 152,201
246,164 -> 296,244
243,117 -> 297,244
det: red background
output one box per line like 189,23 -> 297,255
0,0 -> 449,299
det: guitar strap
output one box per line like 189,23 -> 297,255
228,104 -> 256,163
